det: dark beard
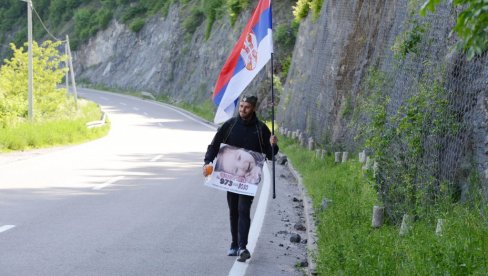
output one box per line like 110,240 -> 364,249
240,112 -> 253,121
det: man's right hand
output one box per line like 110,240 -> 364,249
203,164 -> 213,177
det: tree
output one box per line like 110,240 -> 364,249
420,0 -> 488,60
0,40 -> 70,127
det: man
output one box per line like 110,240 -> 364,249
203,95 -> 278,262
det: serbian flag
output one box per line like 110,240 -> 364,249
212,0 -> 273,124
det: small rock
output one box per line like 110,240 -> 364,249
321,198 -> 331,211
301,239 -> 308,244
290,233 -> 301,243
299,260 -> 309,267
279,244 -> 284,247
278,156 -> 288,165
294,223 -> 306,231
293,197 -> 300,202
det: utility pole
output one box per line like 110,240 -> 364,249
25,0 -> 34,119
65,39 -> 69,95
66,35 -> 78,107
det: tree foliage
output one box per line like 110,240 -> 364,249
0,40 -> 72,127
293,0 -> 323,21
420,0 -> 488,60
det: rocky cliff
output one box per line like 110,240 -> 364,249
73,0 -> 293,105
278,0 -> 487,202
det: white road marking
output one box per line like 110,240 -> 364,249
150,155 -> 163,162
158,122 -> 165,127
228,162 -> 271,276
0,225 -> 15,233
93,176 -> 125,190
120,102 -> 127,106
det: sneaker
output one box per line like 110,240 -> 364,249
227,246 -> 238,256
236,248 -> 251,262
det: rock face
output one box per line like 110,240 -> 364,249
74,5 -> 231,104
277,0 -> 487,194
280,0 -> 411,149
73,1 -> 294,106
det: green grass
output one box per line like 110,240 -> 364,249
175,99 -> 215,122
279,136 -> 488,275
0,99 -> 109,152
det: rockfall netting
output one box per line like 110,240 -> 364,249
278,0 -> 487,224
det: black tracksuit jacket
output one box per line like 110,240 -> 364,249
204,113 -> 279,164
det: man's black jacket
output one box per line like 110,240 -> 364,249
204,113 -> 279,164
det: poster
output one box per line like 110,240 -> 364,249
204,144 -> 266,196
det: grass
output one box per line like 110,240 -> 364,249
0,99 -> 109,152
279,135 -> 488,275
175,99 -> 215,122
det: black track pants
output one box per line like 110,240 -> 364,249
227,192 -> 254,249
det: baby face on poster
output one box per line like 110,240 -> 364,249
215,144 -> 265,185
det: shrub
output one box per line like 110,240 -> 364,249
227,0 -> 248,26
130,18 -> 146,32
0,40 -> 69,127
183,7 -> 205,34
293,0 -> 310,21
97,8 -> 113,29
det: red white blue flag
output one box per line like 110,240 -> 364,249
212,0 -> 273,124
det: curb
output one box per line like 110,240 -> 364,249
86,112 -> 107,128
285,157 -> 318,276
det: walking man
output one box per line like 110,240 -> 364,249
203,95 -> 278,262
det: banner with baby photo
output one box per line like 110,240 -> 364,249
204,143 -> 266,196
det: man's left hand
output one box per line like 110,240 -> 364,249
270,135 -> 278,145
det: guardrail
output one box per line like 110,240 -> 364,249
141,91 -> 155,100
86,112 -> 107,128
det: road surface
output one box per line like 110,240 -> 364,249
0,88 -> 269,275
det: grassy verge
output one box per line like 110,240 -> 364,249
0,99 -> 109,152
279,135 -> 488,275
175,100 -> 215,122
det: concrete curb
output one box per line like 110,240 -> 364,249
86,112 -> 107,128
285,157 -> 318,276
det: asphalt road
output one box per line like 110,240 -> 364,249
0,88 -> 247,275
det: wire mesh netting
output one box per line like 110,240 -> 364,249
277,0 -> 487,224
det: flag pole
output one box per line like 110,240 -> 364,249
271,52 -> 276,199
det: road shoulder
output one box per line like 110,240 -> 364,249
245,156 -> 313,275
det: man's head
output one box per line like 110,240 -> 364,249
239,95 -> 257,120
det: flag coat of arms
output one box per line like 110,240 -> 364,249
212,0 -> 273,124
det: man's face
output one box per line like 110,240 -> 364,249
239,101 -> 255,120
